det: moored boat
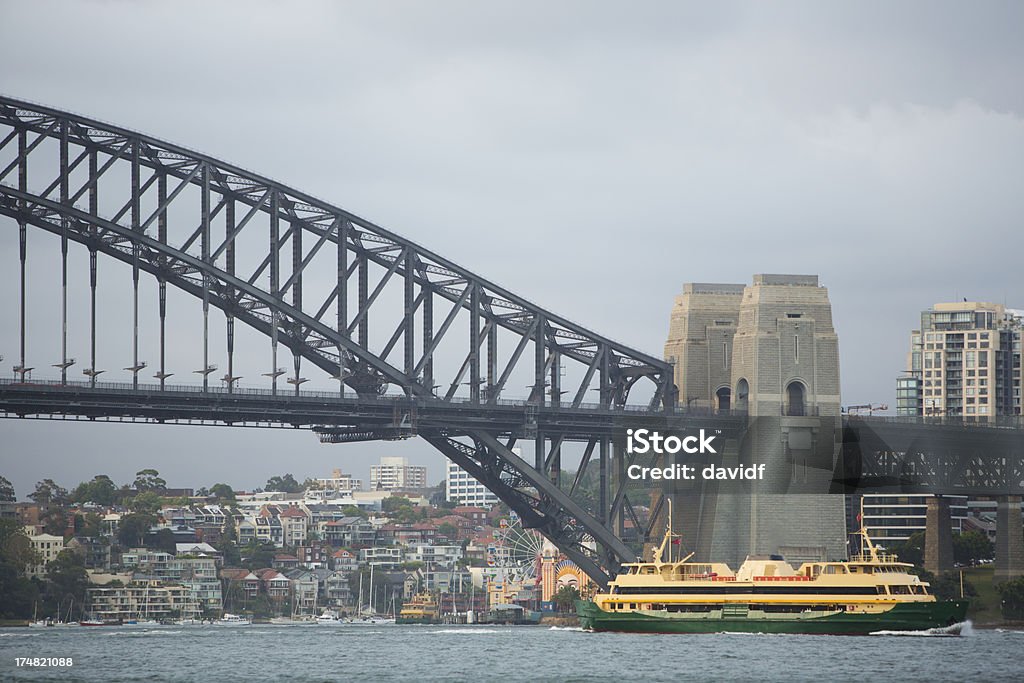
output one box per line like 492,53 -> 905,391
316,610 -> 345,625
214,613 -> 252,626
576,507 -> 968,636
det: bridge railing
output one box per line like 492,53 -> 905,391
846,413 -> 1024,430
0,376 -> 661,414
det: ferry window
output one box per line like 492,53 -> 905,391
877,586 -> 888,595
630,603 -> 637,610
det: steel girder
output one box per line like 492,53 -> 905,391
0,96 -> 676,409
0,95 -> 680,583
840,418 -> 1024,496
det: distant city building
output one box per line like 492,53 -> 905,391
856,494 -> 968,547
316,468 -> 364,493
446,461 -> 499,508
896,301 -> 1022,418
885,301 -> 1023,546
370,456 -> 427,491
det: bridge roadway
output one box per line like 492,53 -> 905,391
3,378 -> 1022,497
0,377 -> 744,439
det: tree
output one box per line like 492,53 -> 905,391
0,559 -> 39,619
265,474 -> 301,493
218,539 -> 241,567
222,510 -> 237,543
553,585 -> 580,613
128,490 -> 163,515
382,496 -> 411,513
997,577 -> 1024,620
76,512 -> 103,538
44,550 -> 89,620
0,475 -> 15,502
117,513 -> 156,548
953,531 -> 994,566
30,479 -> 69,508
0,519 -> 41,619
342,505 -> 368,519
153,528 -> 177,556
210,483 -> 236,501
241,541 -> 277,569
71,475 -> 117,506
0,518 -> 40,572
133,469 -> 166,492
893,531 -> 924,566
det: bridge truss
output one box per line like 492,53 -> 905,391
0,95 -> 678,584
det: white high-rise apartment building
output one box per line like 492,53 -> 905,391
897,301 -> 1022,418
370,456 -> 427,491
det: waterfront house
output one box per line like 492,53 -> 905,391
332,549 -> 359,572
27,532 -> 65,578
277,505 -> 310,547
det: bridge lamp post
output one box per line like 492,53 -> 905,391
193,364 -> 218,392
330,370 -> 351,398
153,370 -> 174,391
53,357 -> 76,385
286,376 -> 309,395
263,367 -> 286,395
124,361 -> 147,390
12,364 -> 33,382
221,374 -> 242,393
82,367 -> 105,388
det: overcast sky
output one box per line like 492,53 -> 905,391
1,1 -> 1022,500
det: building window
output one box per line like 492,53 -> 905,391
794,336 -> 800,363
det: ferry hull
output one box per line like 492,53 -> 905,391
395,616 -> 439,625
575,600 -> 969,635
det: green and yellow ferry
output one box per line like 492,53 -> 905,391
396,592 -> 440,625
577,517 -> 967,635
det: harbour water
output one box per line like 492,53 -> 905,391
1,622 -> 1022,682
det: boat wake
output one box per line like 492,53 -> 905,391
870,620 -> 972,637
102,629 -> 183,637
547,626 -> 584,632
425,628 -> 507,635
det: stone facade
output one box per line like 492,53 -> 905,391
663,274 -> 847,567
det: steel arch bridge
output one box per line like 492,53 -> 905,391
0,95 -> 684,584
2,96 -> 1023,583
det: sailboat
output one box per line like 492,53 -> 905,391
348,564 -> 394,625
28,602 -> 53,628
124,585 -> 159,626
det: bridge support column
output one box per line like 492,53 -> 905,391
995,495 -> 1024,583
924,495 -> 954,574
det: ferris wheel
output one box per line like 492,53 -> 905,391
486,512 -> 545,583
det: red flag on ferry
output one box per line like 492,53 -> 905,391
671,539 -> 681,545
